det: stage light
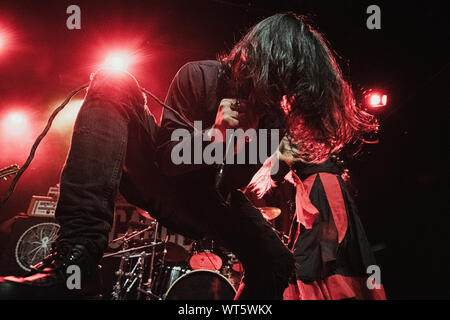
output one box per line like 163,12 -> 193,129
7,112 -> 25,125
103,51 -> 131,72
2,111 -> 29,137
0,26 -> 12,53
49,98 -> 83,134
0,31 -> 7,54
369,94 -> 381,106
365,90 -> 388,109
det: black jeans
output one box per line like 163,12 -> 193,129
55,69 -> 294,299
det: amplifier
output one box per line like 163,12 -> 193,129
26,196 -> 57,217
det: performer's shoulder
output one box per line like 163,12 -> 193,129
179,60 -> 220,73
184,59 -> 220,67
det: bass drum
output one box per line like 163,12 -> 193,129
165,270 -> 236,300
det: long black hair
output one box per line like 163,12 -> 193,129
219,13 -> 378,163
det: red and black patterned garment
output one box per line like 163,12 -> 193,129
283,159 -> 387,300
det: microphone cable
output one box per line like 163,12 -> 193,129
0,82 -> 88,209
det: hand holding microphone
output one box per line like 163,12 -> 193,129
211,99 -> 259,142
213,98 -> 259,207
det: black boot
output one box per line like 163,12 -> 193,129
0,242 -> 101,300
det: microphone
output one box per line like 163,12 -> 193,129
214,98 -> 249,207
214,132 -> 235,207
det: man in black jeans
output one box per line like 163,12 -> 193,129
0,17 -> 293,300
1,13 -> 375,300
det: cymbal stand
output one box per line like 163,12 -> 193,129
137,221 -> 164,300
109,224 -> 154,300
111,235 -> 130,300
123,251 -> 146,299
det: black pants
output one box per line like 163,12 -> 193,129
55,69 -> 294,299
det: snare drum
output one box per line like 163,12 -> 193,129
165,270 -> 236,300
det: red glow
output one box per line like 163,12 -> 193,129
7,112 -> 25,125
0,30 -> 8,54
2,111 -> 29,136
103,51 -> 132,72
49,99 -> 83,135
367,92 -> 388,108
0,28 -> 14,60
0,26 -> 12,54
370,94 -> 381,106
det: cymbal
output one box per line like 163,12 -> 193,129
258,207 -> 281,220
136,208 -> 154,220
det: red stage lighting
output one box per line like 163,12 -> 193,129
369,94 -> 381,106
0,31 -> 7,53
49,98 -> 83,135
102,51 -> 132,72
6,112 -> 26,126
0,26 -> 12,53
2,111 -> 29,136
365,91 -> 388,109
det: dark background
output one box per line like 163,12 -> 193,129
0,0 -> 448,299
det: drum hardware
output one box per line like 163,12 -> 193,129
110,233 -> 130,300
140,233 -> 191,299
110,223 -> 155,244
126,252 -> 153,259
108,239 -> 188,261
225,252 -> 243,273
220,252 -> 243,290
107,219 -> 188,300
120,251 -> 146,299
257,207 -> 290,245
271,227 -> 290,245
107,219 -> 244,300
137,221 -> 167,300
108,223 -> 160,300
126,220 -> 155,229
103,241 -> 163,259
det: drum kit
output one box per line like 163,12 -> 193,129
103,206 -> 285,300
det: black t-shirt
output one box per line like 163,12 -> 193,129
153,60 -> 254,237
156,60 -> 265,191
156,60 -> 222,176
